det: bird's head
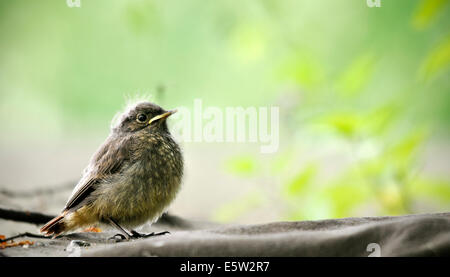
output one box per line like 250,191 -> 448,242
112,101 -> 177,134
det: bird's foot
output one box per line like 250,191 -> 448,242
130,230 -> 170,238
108,231 -> 170,242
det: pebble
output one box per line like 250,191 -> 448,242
65,240 -> 91,257
65,240 -> 90,252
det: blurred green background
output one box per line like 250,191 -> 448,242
0,0 -> 449,225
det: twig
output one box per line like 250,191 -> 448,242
0,232 -> 51,243
0,182 -> 75,198
0,206 -> 56,225
156,212 -> 192,228
0,205 -> 190,227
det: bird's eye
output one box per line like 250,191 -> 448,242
136,113 -> 148,123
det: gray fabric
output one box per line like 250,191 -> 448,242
82,213 -> 450,257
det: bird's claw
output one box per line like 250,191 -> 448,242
109,233 -> 128,241
109,231 -> 170,242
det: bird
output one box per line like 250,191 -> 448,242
40,101 -> 183,240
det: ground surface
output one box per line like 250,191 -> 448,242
1,140 -> 450,228
1,212 -> 449,257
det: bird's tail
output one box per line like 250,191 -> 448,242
40,211 -> 68,237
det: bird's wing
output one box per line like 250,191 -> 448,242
63,135 -> 131,211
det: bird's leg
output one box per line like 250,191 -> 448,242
108,218 -> 131,240
130,230 -> 170,238
107,218 -> 170,240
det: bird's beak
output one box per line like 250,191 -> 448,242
148,109 -> 177,125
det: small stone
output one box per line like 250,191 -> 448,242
66,240 -> 91,257
72,240 -> 91,247
66,240 -> 90,252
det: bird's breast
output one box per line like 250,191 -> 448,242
128,134 -> 183,218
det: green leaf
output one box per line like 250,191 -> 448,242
322,182 -> 370,218
279,52 -> 325,90
411,0 -> 449,30
230,23 -> 267,63
359,158 -> 386,180
271,150 -> 295,174
285,163 -> 317,197
363,102 -> 401,136
419,36 -> 450,82
124,1 -> 159,34
225,155 -> 258,176
388,129 -> 428,165
318,112 -> 363,138
410,178 -> 450,203
335,53 -> 376,97
377,182 -> 406,215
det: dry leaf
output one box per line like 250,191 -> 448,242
0,235 -> 34,249
83,227 -> 102,233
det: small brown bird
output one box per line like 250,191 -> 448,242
40,101 -> 183,239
